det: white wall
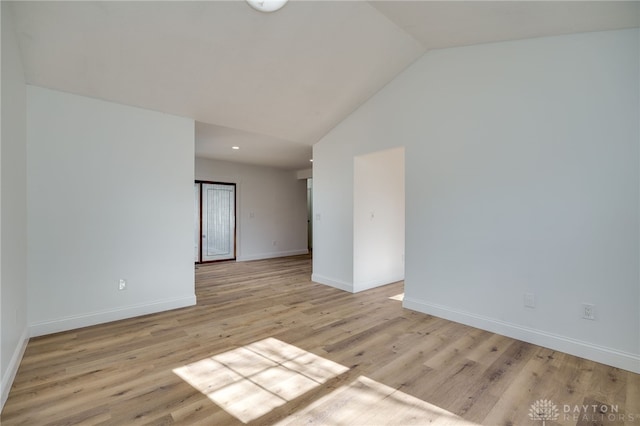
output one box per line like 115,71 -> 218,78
353,147 -> 405,292
313,29 -> 640,373
312,140 -> 355,291
1,2 -> 29,408
27,86 -> 196,336
195,157 -> 308,261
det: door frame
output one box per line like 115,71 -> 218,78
195,180 -> 237,264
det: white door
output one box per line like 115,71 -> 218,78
201,183 -> 236,262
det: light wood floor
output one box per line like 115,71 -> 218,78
2,255 -> 639,425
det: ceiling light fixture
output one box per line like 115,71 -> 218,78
246,0 -> 288,13
232,146 -> 240,150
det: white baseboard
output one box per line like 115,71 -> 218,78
403,296 -> 640,374
237,249 -> 309,262
29,295 -> 197,337
1,327 -> 29,410
311,273 -> 353,292
354,274 -> 404,293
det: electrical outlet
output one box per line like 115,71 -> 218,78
119,279 -> 127,291
524,293 -> 535,308
582,303 -> 596,320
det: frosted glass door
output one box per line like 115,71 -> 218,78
201,183 -> 236,261
195,183 -> 201,262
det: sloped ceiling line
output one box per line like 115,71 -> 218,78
9,1 -> 639,170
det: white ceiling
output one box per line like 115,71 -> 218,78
9,1 -> 639,170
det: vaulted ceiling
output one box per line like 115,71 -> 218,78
9,1 -> 639,170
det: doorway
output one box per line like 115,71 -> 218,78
195,181 -> 236,263
352,147 -> 405,292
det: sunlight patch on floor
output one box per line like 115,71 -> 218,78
174,337 -> 480,425
275,375 -> 481,426
389,292 -> 405,301
173,337 -> 348,423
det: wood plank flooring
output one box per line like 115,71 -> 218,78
2,255 -> 639,425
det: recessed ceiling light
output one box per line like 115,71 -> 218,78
246,0 -> 288,13
232,146 -> 240,150
309,159 -> 313,162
